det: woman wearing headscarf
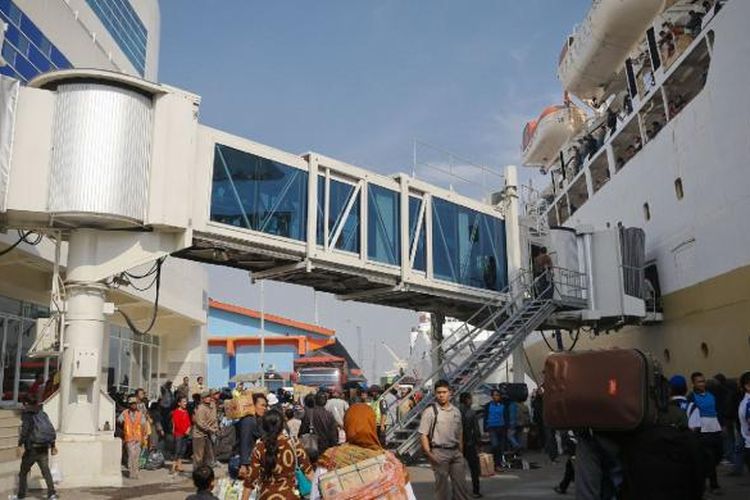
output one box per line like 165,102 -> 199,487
244,408 -> 313,499
310,403 -> 416,500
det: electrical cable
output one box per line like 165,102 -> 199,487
568,329 -> 581,352
117,257 -> 166,336
123,260 -> 160,280
540,330 -> 557,352
0,230 -> 43,257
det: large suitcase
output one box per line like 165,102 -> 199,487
543,349 -> 667,431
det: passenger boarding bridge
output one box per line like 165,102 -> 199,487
0,70 -> 646,479
1,69 -> 512,321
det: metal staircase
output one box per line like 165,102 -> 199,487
380,267 -> 586,460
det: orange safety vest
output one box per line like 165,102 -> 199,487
122,410 -> 143,443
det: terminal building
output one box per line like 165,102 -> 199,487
0,0 -> 207,408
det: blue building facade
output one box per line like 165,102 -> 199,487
207,299 -> 336,389
0,0 -> 72,82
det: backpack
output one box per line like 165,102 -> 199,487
299,419 -> 319,462
620,425 -> 704,500
30,411 -> 56,446
215,424 -> 236,461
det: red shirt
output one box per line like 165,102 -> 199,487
172,408 -> 191,438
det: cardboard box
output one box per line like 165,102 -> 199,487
223,393 -> 255,420
318,454 -> 388,498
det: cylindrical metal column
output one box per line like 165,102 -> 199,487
59,230 -> 108,435
430,312 -> 445,379
504,166 -> 526,384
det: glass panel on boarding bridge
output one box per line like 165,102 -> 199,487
432,197 -> 508,292
210,144 -> 308,241
318,178 -> 360,254
367,185 -> 400,265
408,196 -> 426,272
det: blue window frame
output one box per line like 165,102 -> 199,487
367,184 -> 400,265
0,1 -> 72,83
85,0 -> 147,75
432,197 -> 508,291
409,196 -> 426,272
210,144 -> 308,242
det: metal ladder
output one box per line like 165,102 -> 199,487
381,269 -> 581,460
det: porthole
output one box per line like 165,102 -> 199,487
643,203 -> 651,221
663,348 -> 671,363
700,342 -> 709,358
675,178 -> 684,200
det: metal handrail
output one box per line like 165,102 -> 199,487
383,270 -> 564,436
373,270 -> 530,405
386,272 -> 559,451
384,266 -> 589,452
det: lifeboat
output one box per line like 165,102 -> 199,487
558,0 -> 665,102
521,104 -> 587,168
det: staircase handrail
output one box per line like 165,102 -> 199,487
385,272 -> 556,449
374,269 -> 531,411
379,269 -> 548,429
384,266 -> 587,452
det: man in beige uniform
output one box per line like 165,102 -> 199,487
419,379 -> 470,500
192,390 -> 219,467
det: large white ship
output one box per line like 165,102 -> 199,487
520,0 -> 750,378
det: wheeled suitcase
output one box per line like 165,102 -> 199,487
543,349 -> 667,431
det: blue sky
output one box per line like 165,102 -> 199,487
159,0 -> 591,380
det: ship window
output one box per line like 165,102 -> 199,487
675,178 -> 684,200
643,203 -> 651,221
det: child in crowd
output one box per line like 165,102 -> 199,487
186,465 -> 219,500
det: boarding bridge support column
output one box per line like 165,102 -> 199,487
430,312 -> 446,380
504,166 -> 526,384
53,229 -> 123,488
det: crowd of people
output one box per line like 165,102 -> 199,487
105,380 -> 420,499
9,361 -> 750,500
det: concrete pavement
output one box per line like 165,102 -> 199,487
7,452 -> 750,499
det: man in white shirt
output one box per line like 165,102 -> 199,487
687,372 -> 723,494
324,390 -> 349,439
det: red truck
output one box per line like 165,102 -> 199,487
293,355 -> 348,392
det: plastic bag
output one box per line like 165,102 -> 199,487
144,450 -> 165,470
213,478 -> 247,500
49,456 -> 63,484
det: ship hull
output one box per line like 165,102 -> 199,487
527,263 -> 750,379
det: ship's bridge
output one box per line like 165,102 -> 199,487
0,69 -> 513,320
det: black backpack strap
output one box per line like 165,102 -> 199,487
428,404 -> 439,445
